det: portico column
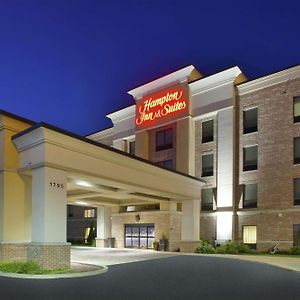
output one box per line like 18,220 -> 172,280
180,199 -> 200,252
96,206 -> 112,247
29,166 -> 70,269
181,199 -> 200,240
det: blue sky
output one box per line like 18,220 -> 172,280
0,0 -> 299,135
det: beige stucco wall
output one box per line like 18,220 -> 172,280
0,115 -> 32,242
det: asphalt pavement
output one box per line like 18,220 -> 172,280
0,255 -> 299,300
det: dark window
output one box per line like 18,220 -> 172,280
243,146 -> 258,171
293,96 -> 300,123
243,108 -> 258,134
157,159 -> 173,169
294,137 -> 300,164
202,154 -> 213,177
129,141 -> 135,155
125,224 -> 155,249
202,120 -> 214,143
293,224 -> 300,246
67,205 -> 74,218
156,128 -> 173,151
243,184 -> 257,208
294,178 -> 300,205
201,188 -> 216,211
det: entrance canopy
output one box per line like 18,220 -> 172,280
13,122 -> 204,207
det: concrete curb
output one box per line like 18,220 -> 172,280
0,263 -> 108,280
181,253 -> 300,273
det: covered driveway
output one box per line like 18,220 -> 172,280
10,121 -> 204,268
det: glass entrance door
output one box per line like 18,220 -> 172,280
125,224 -> 155,249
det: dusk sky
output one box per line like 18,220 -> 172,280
1,0 -> 299,135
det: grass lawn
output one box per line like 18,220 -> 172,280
0,261 -> 70,275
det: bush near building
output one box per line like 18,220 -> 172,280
195,240 -> 216,254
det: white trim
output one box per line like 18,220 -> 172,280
189,66 -> 243,95
237,65 -> 300,95
128,65 -> 200,99
107,105 -> 136,124
86,127 -> 113,140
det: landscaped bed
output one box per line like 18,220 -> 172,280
0,261 -> 104,276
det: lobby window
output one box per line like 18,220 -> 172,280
243,184 -> 257,209
294,178 -> 300,206
294,137 -> 300,164
84,209 -> 95,218
243,225 -> 257,245
201,188 -> 216,211
202,154 -> 213,177
243,145 -> 258,171
202,120 -> 214,143
129,140 -> 135,155
243,108 -> 258,134
156,128 -> 173,151
293,224 -> 300,246
157,159 -> 173,169
293,96 -> 300,123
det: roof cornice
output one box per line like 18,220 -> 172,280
106,105 -> 136,124
127,65 -> 202,99
189,66 -> 244,95
237,65 -> 300,95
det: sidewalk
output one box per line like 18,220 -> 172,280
188,253 -> 300,272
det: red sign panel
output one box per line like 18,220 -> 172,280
135,86 -> 188,129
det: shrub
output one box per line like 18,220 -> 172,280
0,261 -> 42,274
215,241 -> 253,254
195,240 -> 216,254
87,223 -> 96,246
290,246 -> 300,255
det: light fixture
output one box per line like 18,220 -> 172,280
135,214 -> 140,222
76,201 -> 89,206
75,180 -> 93,188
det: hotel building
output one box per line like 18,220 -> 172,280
0,64 -> 300,268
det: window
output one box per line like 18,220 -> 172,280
129,140 -> 135,155
156,128 -> 173,151
293,96 -> 300,123
293,224 -> 300,246
202,154 -> 213,177
294,178 -> 300,205
84,209 -> 95,218
243,225 -> 257,244
125,224 -> 155,249
243,184 -> 257,208
68,205 -> 74,218
157,159 -> 173,169
243,145 -> 258,171
202,120 -> 214,143
243,108 -> 258,134
294,137 -> 300,164
201,188 -> 216,211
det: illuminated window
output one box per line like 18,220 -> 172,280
243,184 -> 257,209
156,128 -> 173,151
243,145 -> 257,171
84,209 -> 95,218
202,120 -> 214,143
243,108 -> 257,134
294,137 -> 300,164
157,159 -> 173,169
294,178 -> 300,205
243,225 -> 257,244
294,224 -> 300,246
202,154 -> 213,177
293,96 -> 300,123
129,141 -> 135,155
201,188 -> 216,211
